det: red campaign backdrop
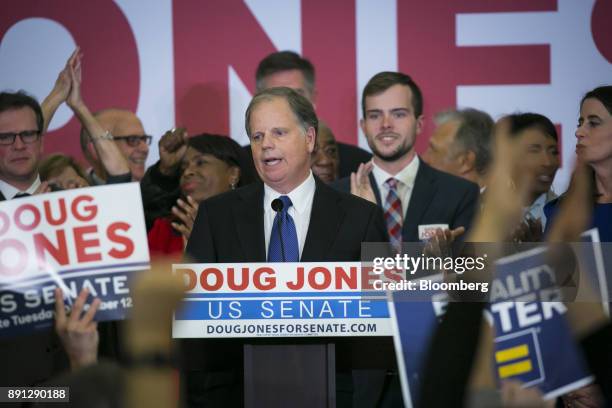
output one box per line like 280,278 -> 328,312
2,0 -> 612,163
1,1 -> 140,160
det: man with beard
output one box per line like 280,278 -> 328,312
336,71 -> 479,248
334,71 -> 480,408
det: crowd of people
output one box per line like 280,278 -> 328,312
0,46 -> 610,408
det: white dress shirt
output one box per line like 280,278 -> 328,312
0,175 -> 41,200
371,156 -> 420,217
263,171 -> 316,259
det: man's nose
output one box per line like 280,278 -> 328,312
261,133 -> 274,149
12,134 -> 27,149
382,114 -> 392,129
137,138 -> 150,153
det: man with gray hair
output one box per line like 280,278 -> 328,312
423,108 -> 493,190
254,51 -> 372,178
183,86 -> 387,407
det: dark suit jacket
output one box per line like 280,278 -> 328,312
181,177 -> 388,407
334,158 -> 480,242
186,177 -> 387,263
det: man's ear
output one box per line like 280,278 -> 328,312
459,150 -> 476,175
359,118 -> 366,135
306,127 -> 316,153
415,115 -> 425,135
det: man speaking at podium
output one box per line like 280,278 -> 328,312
182,87 -> 387,407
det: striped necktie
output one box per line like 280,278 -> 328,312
383,178 -> 403,253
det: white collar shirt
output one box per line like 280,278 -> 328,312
0,175 -> 41,200
371,156 -> 420,217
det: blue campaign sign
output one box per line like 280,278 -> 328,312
0,263 -> 147,337
390,246 -> 599,407
490,247 -> 593,399
388,275 -> 447,407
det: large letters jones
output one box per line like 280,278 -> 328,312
2,1 -> 612,161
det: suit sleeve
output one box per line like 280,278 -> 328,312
140,161 -> 180,231
184,201 -> 217,263
452,183 -> 480,232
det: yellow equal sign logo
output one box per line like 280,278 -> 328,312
496,344 -> 533,378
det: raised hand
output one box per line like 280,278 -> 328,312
171,195 -> 199,243
159,127 -> 188,176
54,287 -> 101,370
468,118 -> 530,243
66,48 -> 84,110
41,48 -> 80,132
350,161 -> 377,204
424,226 -> 465,258
49,49 -> 76,103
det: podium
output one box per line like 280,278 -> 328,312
240,337 -> 397,407
244,343 -> 336,407
173,262 -> 398,407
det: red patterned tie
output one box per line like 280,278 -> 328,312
383,178 -> 403,253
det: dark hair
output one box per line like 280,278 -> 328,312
39,153 -> 89,183
581,86 -> 612,115
505,112 -> 558,142
187,133 -> 254,187
436,108 -> 494,176
255,51 -> 315,95
362,71 -> 423,118
245,87 -> 318,141
0,91 -> 44,133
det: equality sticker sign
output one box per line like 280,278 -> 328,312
387,275 -> 446,407
172,262 -> 392,338
390,246 -> 596,407
491,247 -> 593,399
0,183 -> 150,337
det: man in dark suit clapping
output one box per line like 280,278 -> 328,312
336,72 -> 480,247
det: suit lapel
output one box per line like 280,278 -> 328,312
301,179 -> 344,261
232,183 -> 266,261
403,160 -> 437,240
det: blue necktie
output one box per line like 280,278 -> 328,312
268,195 -> 299,262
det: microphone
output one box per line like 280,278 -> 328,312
271,198 -> 286,262
271,198 -> 284,213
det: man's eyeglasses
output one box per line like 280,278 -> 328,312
0,130 -> 41,146
113,135 -> 153,147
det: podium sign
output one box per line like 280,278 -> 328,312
172,262 -> 392,338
